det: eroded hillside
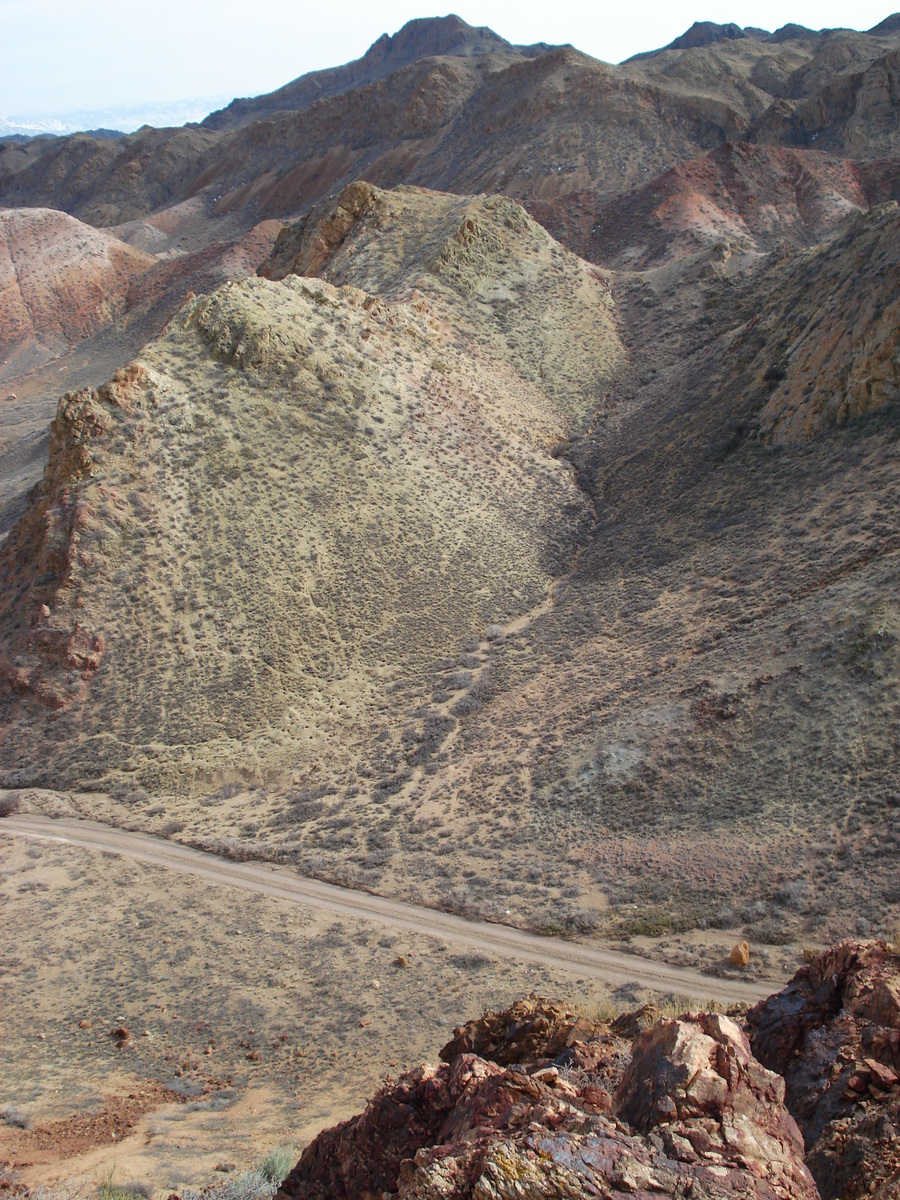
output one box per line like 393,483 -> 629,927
0,186 -> 622,799
1,182 -> 898,952
0,208 -> 154,380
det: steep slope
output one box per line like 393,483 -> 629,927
2,184 -> 898,953
288,200 -> 899,942
0,204 -> 280,542
529,143 -> 900,267
0,208 -> 153,380
742,204 -> 900,440
0,185 -> 623,796
753,46 -> 900,156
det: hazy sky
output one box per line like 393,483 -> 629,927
0,0 -> 895,120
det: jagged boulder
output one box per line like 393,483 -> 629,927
438,995 -> 607,1066
276,1001 -> 818,1200
748,939 -> 900,1199
616,1012 -> 815,1197
258,182 -> 378,281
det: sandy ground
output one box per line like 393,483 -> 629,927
0,812 -> 791,1194
2,813 -> 777,1003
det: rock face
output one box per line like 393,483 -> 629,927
748,939 -> 900,1199
0,366 -> 149,709
276,1000 -> 817,1200
437,996 -> 608,1066
279,951 -> 900,1200
745,203 -> 900,442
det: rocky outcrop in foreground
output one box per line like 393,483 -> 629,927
277,943 -> 900,1200
749,939 -> 900,1199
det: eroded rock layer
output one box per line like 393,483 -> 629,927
277,999 -> 817,1200
277,945 -> 900,1200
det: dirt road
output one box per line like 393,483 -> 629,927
1,813 -> 778,1004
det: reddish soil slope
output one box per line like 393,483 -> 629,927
0,208 -> 153,380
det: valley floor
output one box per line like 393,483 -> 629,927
0,803 -> 793,1194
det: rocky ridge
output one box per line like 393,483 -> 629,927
0,184 -> 621,786
274,941 -> 900,1200
1,174 -> 899,946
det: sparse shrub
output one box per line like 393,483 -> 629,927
214,782 -> 244,801
220,1168 -> 274,1200
0,793 -> 21,817
774,880 -> 812,912
441,671 -> 472,691
30,1187 -> 78,1200
571,996 -> 618,1023
258,1144 -> 296,1185
181,1171 -> 273,1200
711,908 -> 736,928
98,1170 -> 150,1200
746,916 -> 794,946
565,908 -> 602,934
449,952 -> 491,970
0,1103 -> 29,1128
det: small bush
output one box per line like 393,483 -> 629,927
0,792 -> 21,817
449,952 -> 491,970
0,1104 -> 29,1128
745,916 -> 794,946
98,1170 -> 150,1200
259,1144 -> 296,1185
221,1169 -> 274,1200
30,1187 -> 78,1200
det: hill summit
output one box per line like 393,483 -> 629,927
202,14 -> 555,130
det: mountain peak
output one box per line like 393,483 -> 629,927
665,20 -> 747,50
869,12 -> 900,33
366,14 -> 512,61
201,13 -> 547,131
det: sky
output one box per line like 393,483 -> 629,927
0,0 -> 895,130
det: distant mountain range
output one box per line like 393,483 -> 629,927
3,11 -> 899,137
0,97 -> 230,139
